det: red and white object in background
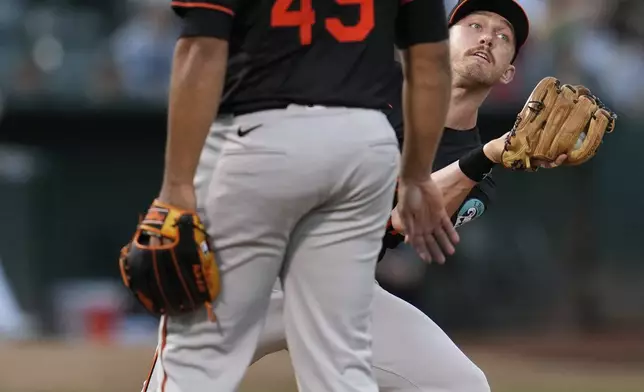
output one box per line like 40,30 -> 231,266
53,280 -> 126,343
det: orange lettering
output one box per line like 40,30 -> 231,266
271,0 -> 315,45
270,0 -> 374,45
193,265 -> 206,293
326,0 -> 374,43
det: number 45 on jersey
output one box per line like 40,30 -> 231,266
271,0 -> 374,44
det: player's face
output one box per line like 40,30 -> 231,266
449,11 -> 516,87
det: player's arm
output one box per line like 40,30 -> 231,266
158,0 -> 236,207
431,160 -> 480,216
391,140 -> 501,233
383,171 -> 495,253
395,0 -> 451,178
394,132 -> 565,228
394,0 -> 457,262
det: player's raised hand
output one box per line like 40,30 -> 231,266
533,154 -> 567,169
396,178 -> 459,263
484,132 -> 567,170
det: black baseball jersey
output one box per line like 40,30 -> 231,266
171,0 -> 449,115
378,63 -> 497,260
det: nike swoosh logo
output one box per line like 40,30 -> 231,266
237,124 -> 262,137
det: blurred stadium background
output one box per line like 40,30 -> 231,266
0,0 -> 643,391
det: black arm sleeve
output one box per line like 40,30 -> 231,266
395,0 -> 449,49
377,174 -> 497,261
171,0 -> 237,40
452,174 -> 497,228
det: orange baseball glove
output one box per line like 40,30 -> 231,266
119,199 -> 220,321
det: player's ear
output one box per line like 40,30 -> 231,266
499,64 -> 515,85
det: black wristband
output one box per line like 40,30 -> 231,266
458,146 -> 496,182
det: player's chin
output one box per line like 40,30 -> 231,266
460,67 -> 496,87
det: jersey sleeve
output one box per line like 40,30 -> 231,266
452,174 -> 496,228
171,0 -> 238,40
395,0 -> 449,49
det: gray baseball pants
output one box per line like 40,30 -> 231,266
145,105 -> 399,392
254,279 -> 491,392
147,279 -> 490,392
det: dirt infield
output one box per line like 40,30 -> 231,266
1,334 -> 643,392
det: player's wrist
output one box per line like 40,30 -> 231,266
399,158 -> 436,182
482,138 -> 504,164
458,146 -> 496,182
398,171 -> 432,183
158,181 -> 197,212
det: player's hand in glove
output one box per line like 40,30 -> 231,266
501,76 -> 616,171
484,132 -> 568,169
119,199 -> 220,321
396,177 -> 459,264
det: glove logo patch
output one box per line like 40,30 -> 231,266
455,199 -> 485,228
200,241 -> 210,255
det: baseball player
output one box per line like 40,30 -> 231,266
152,0 -> 537,391
137,0 -> 458,391
251,1 -> 541,389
